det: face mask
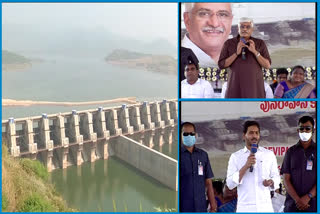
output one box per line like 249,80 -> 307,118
183,135 -> 196,147
299,132 -> 312,142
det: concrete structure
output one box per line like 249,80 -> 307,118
2,100 -> 178,190
112,135 -> 178,191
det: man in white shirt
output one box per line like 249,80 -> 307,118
181,58 -> 214,98
182,3 -> 233,67
221,82 -> 274,98
226,121 -> 280,212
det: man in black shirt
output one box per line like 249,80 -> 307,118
180,122 -> 217,212
281,115 -> 317,212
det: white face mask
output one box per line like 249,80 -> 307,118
299,132 -> 312,142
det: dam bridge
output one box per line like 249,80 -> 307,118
2,100 -> 178,190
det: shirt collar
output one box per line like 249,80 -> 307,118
181,145 -> 200,153
237,34 -> 253,41
181,34 -> 217,68
183,78 -> 201,86
296,139 -> 316,149
242,145 -> 261,153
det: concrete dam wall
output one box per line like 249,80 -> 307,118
2,99 -> 178,190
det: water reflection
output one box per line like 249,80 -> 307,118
50,126 -> 177,212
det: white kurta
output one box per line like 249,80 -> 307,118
226,146 -> 280,212
181,79 -> 214,98
181,34 -> 217,68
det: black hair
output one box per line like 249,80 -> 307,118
243,120 -> 260,134
292,65 -> 305,73
276,68 -> 289,76
181,122 -> 196,132
298,115 -> 314,129
212,180 -> 224,196
185,56 -> 199,70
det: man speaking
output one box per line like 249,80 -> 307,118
226,121 -> 280,212
218,17 -> 271,98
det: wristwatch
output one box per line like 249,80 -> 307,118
308,193 -> 313,199
256,52 -> 261,57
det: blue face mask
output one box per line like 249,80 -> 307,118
183,135 -> 196,147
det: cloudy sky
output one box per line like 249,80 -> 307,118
3,3 -> 178,44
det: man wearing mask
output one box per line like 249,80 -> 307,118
226,121 -> 280,212
281,116 -> 317,212
180,122 -> 217,212
218,17 -> 271,98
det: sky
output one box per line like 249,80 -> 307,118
3,3 -> 178,44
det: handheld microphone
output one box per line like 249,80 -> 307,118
241,48 -> 246,60
240,38 -> 247,60
249,143 -> 258,172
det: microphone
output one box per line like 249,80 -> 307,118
249,143 -> 258,172
241,47 -> 246,60
240,37 -> 247,60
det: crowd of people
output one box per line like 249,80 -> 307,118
180,116 -> 316,212
181,3 -> 316,99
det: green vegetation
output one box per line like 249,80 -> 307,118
18,193 -> 54,212
2,144 -> 76,212
2,194 -> 8,211
20,158 -> 49,181
2,50 -> 30,64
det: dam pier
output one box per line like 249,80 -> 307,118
2,100 -> 178,191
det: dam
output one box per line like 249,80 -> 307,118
2,99 -> 178,191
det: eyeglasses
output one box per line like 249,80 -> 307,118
182,132 -> 196,136
299,126 -> 312,132
193,10 -> 232,21
185,67 -> 197,72
240,25 -> 252,30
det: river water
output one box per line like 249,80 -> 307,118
49,126 -> 178,212
2,55 -> 178,211
2,55 -> 177,119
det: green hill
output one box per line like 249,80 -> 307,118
2,50 -> 30,64
2,145 -> 76,212
105,49 -> 177,75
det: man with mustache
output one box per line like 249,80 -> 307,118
218,17 -> 271,98
226,121 -> 280,212
281,116 -> 316,212
182,3 -> 233,67
181,56 -> 214,98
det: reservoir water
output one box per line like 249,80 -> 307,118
2,55 -> 177,119
2,55 -> 178,211
49,126 -> 178,212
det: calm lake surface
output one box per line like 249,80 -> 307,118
50,126 -> 178,212
2,55 -> 177,119
2,54 -> 178,211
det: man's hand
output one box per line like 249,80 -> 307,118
247,40 -> 257,55
296,195 -> 311,210
236,41 -> 247,56
263,179 -> 274,187
245,154 -> 256,169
